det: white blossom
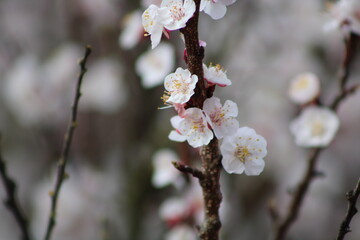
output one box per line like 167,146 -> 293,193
119,11 -> 143,50
290,106 -> 340,147
178,108 -> 214,148
158,0 -> 196,31
169,115 -> 187,142
288,73 -> 320,104
136,43 -> 175,88
164,67 -> 198,104
221,127 -> 267,175
325,0 -> 360,34
203,63 -> 232,87
152,149 -> 182,188
200,0 -> 237,20
164,225 -> 197,240
203,97 -> 239,139
142,4 -> 165,49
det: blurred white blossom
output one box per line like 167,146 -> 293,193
119,11 -> 144,50
81,58 -> 126,113
164,225 -> 197,240
288,73 -> 320,104
290,106 -> 340,147
325,0 -> 360,34
220,127 -> 267,175
152,149 -> 183,188
136,43 -> 175,88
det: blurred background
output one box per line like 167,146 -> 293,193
0,0 -> 359,239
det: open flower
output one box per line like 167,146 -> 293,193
178,108 -> 214,148
203,97 -> 239,139
164,67 -> 198,104
142,5 -> 165,49
220,127 -> 267,175
324,0 -> 360,34
169,115 -> 187,142
203,63 -> 231,87
158,0 -> 196,31
200,0 -> 237,20
136,43 -> 174,88
290,106 -> 340,147
288,73 -> 320,104
142,0 -> 196,48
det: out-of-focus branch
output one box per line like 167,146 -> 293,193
272,33 -> 359,240
336,177 -> 360,240
43,45 -> 92,240
0,135 -> 32,240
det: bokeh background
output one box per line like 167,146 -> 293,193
0,0 -> 359,239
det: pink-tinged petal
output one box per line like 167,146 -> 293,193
169,130 -> 187,142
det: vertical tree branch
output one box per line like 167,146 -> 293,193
0,135 -> 32,240
272,33 -> 359,240
336,177 -> 360,240
180,1 -> 223,239
43,45 -> 92,240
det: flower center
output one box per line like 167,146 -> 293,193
173,79 -> 189,94
170,6 -> 185,21
210,110 -> 225,126
235,146 -> 250,163
294,77 -> 309,90
191,118 -> 205,133
311,120 -> 326,137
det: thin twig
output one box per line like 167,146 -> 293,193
336,177 -> 360,240
272,33 -> 359,240
0,135 -> 32,240
172,162 -> 204,179
43,45 -> 92,240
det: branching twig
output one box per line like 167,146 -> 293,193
43,45 -> 92,240
336,177 -> 360,240
172,162 -> 204,179
272,33 -> 359,240
0,135 -> 32,240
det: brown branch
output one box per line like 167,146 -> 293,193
172,162 -> 204,179
43,45 -> 92,240
179,1 -> 223,239
272,33 -> 359,240
336,177 -> 360,240
0,135 -> 32,240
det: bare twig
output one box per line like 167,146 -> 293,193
178,1 -> 223,239
0,135 -> 32,240
172,162 -> 204,179
336,177 -> 360,240
272,33 -> 359,240
43,45 -> 92,240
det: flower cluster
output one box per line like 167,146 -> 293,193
139,0 -> 267,176
288,73 -> 340,147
